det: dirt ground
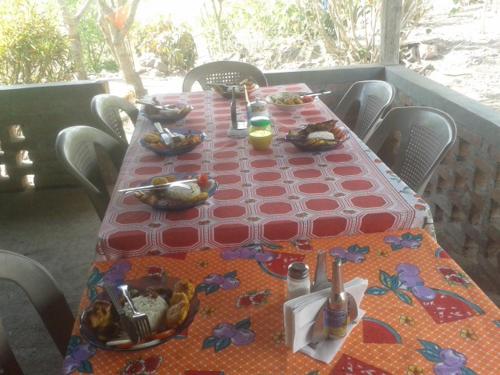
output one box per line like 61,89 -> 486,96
406,1 -> 500,111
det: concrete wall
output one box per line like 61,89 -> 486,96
265,64 -> 499,287
0,81 -> 109,192
384,66 -> 500,286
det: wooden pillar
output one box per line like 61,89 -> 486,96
380,0 -> 402,65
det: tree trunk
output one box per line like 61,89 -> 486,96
97,0 -> 146,97
114,39 -> 146,97
57,0 -> 88,80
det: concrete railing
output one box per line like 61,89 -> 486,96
265,64 -> 499,286
0,81 -> 108,191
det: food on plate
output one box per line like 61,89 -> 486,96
151,176 -> 175,186
166,299 -> 190,328
211,78 -> 257,98
174,280 -> 195,301
141,130 -> 202,153
286,120 -> 348,150
170,291 -> 190,306
85,300 -> 120,341
134,174 -> 214,210
123,294 -> 169,332
268,92 -> 314,106
307,131 -> 336,140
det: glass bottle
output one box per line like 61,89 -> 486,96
287,262 -> 310,300
248,116 -> 273,151
323,258 -> 348,339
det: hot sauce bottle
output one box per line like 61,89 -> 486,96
323,257 -> 348,339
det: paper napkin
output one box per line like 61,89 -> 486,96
283,277 -> 368,363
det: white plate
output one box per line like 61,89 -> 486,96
265,91 -> 316,110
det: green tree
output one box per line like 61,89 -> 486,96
0,0 -> 73,84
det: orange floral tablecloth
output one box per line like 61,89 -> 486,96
64,229 -> 500,374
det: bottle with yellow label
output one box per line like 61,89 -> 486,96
248,116 -> 273,151
323,257 -> 348,339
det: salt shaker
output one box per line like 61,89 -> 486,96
287,262 -> 310,300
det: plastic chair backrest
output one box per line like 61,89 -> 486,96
182,61 -> 268,92
366,106 -> 457,195
91,94 -> 138,145
56,125 -> 126,220
335,80 -> 395,141
0,250 -> 74,373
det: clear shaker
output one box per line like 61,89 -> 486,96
287,262 -> 311,300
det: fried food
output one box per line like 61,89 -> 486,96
142,131 -> 202,153
173,280 -> 195,301
152,176 -> 175,186
170,291 -> 190,306
135,175 -> 212,209
166,300 -> 190,328
85,300 -> 120,341
144,133 -> 161,143
286,120 -> 348,150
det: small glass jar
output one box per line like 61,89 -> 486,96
248,116 -> 273,151
287,262 -> 310,300
247,97 -> 269,120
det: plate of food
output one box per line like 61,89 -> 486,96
134,174 -> 218,210
209,78 -> 258,99
265,92 -> 316,110
140,129 -> 205,156
80,275 -> 199,351
139,98 -> 193,123
285,120 -> 349,152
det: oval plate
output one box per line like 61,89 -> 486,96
80,275 -> 200,352
285,121 -> 349,152
142,102 -> 193,123
140,129 -> 206,157
265,91 -> 316,110
135,174 -> 218,211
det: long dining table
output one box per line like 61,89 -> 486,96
96,83 -> 431,260
63,84 -> 500,375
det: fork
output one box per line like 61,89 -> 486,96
104,284 -> 139,343
117,284 -> 152,341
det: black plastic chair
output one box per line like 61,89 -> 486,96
0,250 -> 74,374
56,126 -> 126,220
182,61 -> 268,92
335,80 -> 395,141
366,106 -> 457,194
91,94 -> 138,145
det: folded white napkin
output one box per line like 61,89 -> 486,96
283,277 -> 368,363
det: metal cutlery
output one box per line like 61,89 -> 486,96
117,178 -> 197,194
117,284 -> 152,341
300,90 -> 332,98
153,122 -> 184,145
103,284 -> 139,343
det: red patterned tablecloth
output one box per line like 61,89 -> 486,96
97,84 -> 429,259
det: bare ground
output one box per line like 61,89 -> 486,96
406,1 -> 500,111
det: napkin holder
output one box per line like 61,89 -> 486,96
283,278 -> 368,363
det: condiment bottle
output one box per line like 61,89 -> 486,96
247,97 -> 269,121
248,116 -> 273,151
287,262 -> 310,300
323,258 -> 348,339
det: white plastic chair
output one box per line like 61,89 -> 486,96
366,106 -> 457,195
0,250 -> 74,373
91,94 -> 138,145
183,61 -> 267,92
56,125 -> 126,220
335,80 -> 395,141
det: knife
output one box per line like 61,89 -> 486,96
117,179 -> 198,193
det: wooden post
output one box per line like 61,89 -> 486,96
380,0 -> 402,65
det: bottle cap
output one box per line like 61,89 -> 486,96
250,116 -> 271,127
288,262 -> 309,280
